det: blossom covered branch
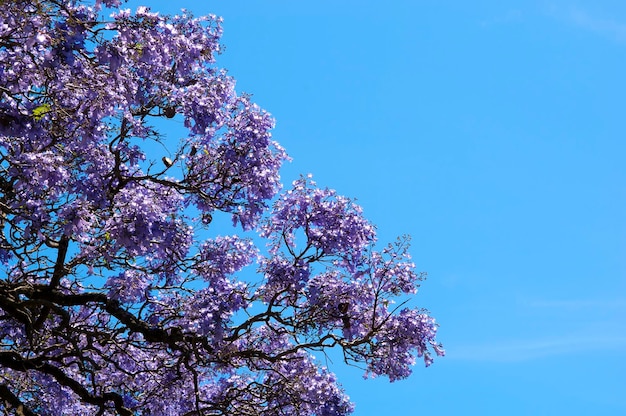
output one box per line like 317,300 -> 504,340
0,0 -> 443,414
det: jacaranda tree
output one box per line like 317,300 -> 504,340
0,0 -> 444,414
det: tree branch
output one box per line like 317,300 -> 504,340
0,384 -> 37,416
0,352 -> 132,416
32,234 -> 70,330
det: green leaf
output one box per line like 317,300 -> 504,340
133,43 -> 143,57
32,104 -> 51,121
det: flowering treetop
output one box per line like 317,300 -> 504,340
0,0 -> 444,414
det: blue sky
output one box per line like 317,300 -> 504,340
128,1 -> 625,414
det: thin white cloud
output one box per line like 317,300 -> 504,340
449,296 -> 626,362
549,5 -> 626,43
520,297 -> 626,311
450,331 -> 626,362
441,292 -> 626,362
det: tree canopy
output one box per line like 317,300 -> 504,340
0,0 -> 444,414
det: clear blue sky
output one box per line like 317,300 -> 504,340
128,1 -> 625,414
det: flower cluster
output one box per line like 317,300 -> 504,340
261,176 -> 376,265
365,309 -> 445,381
